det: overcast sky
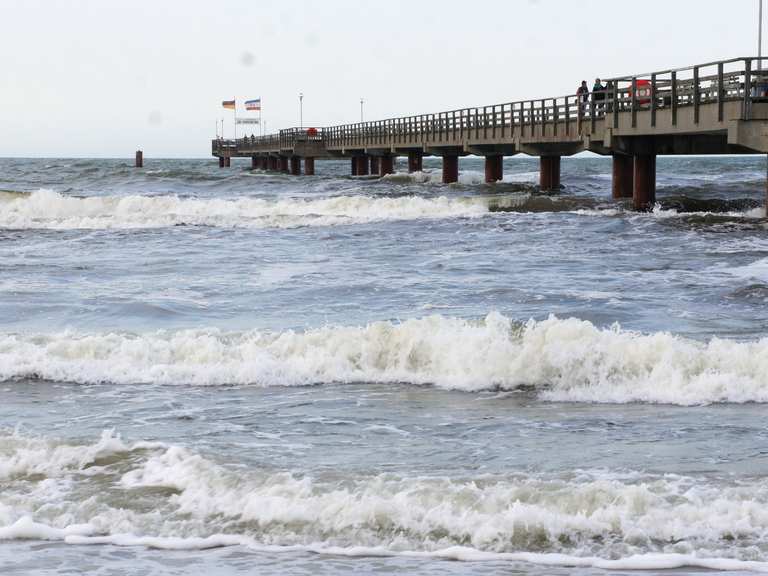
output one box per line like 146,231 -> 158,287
0,0 -> 757,157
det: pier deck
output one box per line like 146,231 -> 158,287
212,57 -> 768,210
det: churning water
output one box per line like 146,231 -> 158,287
1,155 -> 767,575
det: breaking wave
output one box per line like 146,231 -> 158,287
2,429 -> 768,571
0,189 -> 487,230
2,313 -> 768,405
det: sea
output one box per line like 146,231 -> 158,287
0,154 -> 767,575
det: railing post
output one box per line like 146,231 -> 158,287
631,77 -> 637,128
541,99 -> 546,136
530,101 -> 535,136
565,96 -> 570,136
744,58 -> 753,120
612,81 -> 619,129
693,65 -> 700,124
717,62 -> 724,122
493,106 -> 498,139
671,71 -> 678,126
553,98 -> 558,136
590,92 -> 595,133
519,103 -> 525,137
650,73 -> 657,127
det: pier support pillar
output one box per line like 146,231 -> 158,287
356,155 -> 369,176
279,156 -> 289,173
135,150 -> 143,168
305,157 -> 315,176
485,155 -> 503,183
290,156 -> 301,176
612,154 -> 634,199
380,154 -> 394,176
408,151 -> 423,173
633,154 -> 656,211
224,157 -> 231,168
369,156 -> 380,175
539,156 -> 561,191
351,157 -> 358,176
218,156 -> 225,168
442,154 -> 459,184
251,156 -> 258,170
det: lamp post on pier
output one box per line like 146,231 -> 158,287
360,98 -> 365,122
299,92 -> 304,129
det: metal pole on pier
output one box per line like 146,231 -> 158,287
760,0 -> 764,69
360,98 -> 364,122
299,92 -> 304,129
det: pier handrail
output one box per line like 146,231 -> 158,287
213,56 -> 768,156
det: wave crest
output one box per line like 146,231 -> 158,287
0,189 -> 487,230
2,313 -> 768,404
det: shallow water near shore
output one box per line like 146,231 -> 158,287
1,155 -> 767,575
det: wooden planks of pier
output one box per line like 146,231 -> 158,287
212,57 -> 768,211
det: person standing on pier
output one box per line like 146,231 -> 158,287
577,80 -> 590,116
592,78 -> 606,113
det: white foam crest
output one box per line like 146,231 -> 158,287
4,434 -> 768,567
380,170 -> 537,186
0,189 -> 487,230
0,429 -> 138,480
2,313 -> 768,404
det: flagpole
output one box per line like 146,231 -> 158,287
233,97 -> 237,139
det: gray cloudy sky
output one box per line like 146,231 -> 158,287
0,0 -> 756,157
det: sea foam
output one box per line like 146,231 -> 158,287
2,430 -> 768,570
0,189 -> 487,230
1,313 -> 768,405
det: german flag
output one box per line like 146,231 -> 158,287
222,99 -> 235,110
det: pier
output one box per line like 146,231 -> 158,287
212,57 -> 768,210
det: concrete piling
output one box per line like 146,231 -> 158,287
485,155 -> 503,183
442,155 -> 459,184
135,150 -> 143,168
356,155 -> 369,176
305,157 -> 315,176
633,154 -> 656,211
539,156 -> 561,191
380,155 -> 394,176
408,151 -> 423,173
290,156 -> 301,176
612,154 -> 634,199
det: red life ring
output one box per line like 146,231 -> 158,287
635,79 -> 652,105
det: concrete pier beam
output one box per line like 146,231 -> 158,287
290,156 -> 301,175
305,157 -> 315,176
380,155 -> 394,176
369,156 -> 380,175
135,150 -> 143,168
612,154 -> 634,199
485,155 -> 503,183
408,151 -> 423,173
539,156 -> 561,191
633,154 -> 656,211
356,155 -> 370,176
218,156 -> 225,169
443,155 -> 459,184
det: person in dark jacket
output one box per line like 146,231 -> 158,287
577,80 -> 589,116
592,78 -> 606,113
